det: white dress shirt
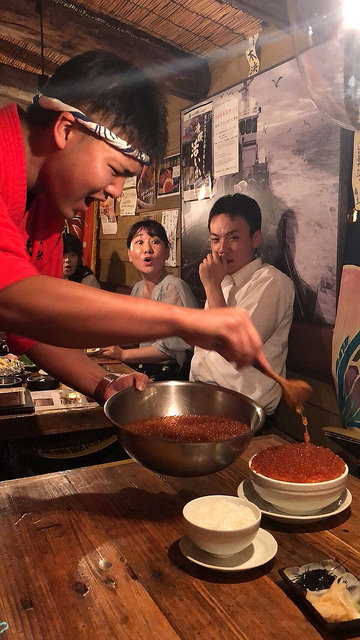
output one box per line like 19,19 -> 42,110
190,258 -> 295,414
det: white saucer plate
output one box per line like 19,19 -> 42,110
237,479 -> 352,524
179,528 -> 277,571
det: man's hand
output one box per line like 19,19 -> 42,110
102,372 -> 148,404
98,345 -> 124,359
182,306 -> 264,369
199,251 -> 227,290
199,251 -> 228,309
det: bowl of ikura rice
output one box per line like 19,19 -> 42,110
249,443 -> 348,515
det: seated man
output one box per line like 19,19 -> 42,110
190,194 -> 295,415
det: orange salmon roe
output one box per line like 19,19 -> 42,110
251,442 -> 345,482
124,414 -> 249,442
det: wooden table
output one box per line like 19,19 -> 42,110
0,359 -> 134,441
0,434 -> 358,640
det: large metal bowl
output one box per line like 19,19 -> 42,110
104,381 -> 265,477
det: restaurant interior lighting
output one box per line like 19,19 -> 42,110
287,0 -> 360,131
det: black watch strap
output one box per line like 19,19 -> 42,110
93,373 -> 119,405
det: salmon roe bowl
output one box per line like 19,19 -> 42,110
249,443 -> 348,515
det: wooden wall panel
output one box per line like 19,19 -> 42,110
209,27 -> 295,96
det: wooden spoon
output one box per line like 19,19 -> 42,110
255,360 -> 312,410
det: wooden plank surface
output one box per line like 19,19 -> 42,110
0,435 -> 358,639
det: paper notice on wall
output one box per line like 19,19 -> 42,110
124,176 -> 137,189
161,210 -> 178,267
119,187 -> 137,215
246,33 -> 260,77
213,98 -> 239,178
100,198 -> 117,234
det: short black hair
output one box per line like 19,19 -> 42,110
127,219 -> 170,249
63,233 -> 83,257
26,50 -> 167,163
208,194 -> 262,236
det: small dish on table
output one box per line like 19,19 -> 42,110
279,558 -> 360,633
179,529 -> 277,571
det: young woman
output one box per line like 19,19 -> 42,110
99,220 -> 198,377
63,233 -> 100,288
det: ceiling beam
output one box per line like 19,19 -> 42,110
1,0 -> 211,102
0,64 -> 37,105
228,0 -> 290,30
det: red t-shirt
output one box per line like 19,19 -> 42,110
0,103 -> 64,354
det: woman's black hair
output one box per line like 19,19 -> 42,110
127,219 -> 170,249
63,233 -> 94,283
63,232 -> 83,257
26,50 -> 167,163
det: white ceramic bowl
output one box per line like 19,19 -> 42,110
249,455 -> 348,515
183,495 -> 261,557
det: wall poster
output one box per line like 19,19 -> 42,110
181,57 -> 348,325
181,102 -> 213,202
157,154 -> 180,197
161,209 -> 179,267
137,163 -> 156,209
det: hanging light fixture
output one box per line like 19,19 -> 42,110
36,0 -> 49,91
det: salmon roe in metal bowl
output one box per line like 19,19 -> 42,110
251,443 -> 346,483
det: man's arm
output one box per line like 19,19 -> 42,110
0,275 -> 264,369
27,342 -> 148,402
99,345 -> 170,364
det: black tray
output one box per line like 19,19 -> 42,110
279,558 -> 360,634
0,389 -> 35,415
0,376 -> 22,388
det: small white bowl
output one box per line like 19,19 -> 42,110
249,455 -> 348,515
183,495 -> 261,557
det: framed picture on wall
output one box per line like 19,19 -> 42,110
181,58 -> 351,325
181,102 -> 213,202
157,154 -> 180,198
137,162 -> 156,209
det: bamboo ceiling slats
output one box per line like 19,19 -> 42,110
0,38 -> 65,77
1,0 -> 264,102
72,0 -> 263,55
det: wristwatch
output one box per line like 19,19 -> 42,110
93,373 -> 119,405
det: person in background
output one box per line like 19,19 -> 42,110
190,194 -> 295,415
63,232 -> 100,288
99,220 -> 197,379
0,50 -> 266,408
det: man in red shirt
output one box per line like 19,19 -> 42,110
0,50 -> 264,405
